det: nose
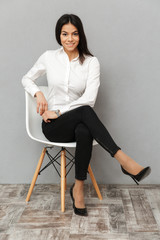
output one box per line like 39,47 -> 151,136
68,34 -> 73,41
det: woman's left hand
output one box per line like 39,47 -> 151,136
42,110 -> 59,123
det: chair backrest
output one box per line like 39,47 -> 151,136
25,86 -> 98,147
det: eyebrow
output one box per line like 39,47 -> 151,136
61,30 -> 78,33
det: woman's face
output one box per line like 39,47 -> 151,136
60,23 -> 79,54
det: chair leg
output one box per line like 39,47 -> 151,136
88,164 -> 103,200
61,149 -> 66,212
64,150 -> 67,191
26,147 -> 46,202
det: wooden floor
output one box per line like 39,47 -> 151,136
0,184 -> 160,240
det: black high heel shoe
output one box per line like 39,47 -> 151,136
121,166 -> 151,185
70,184 -> 88,217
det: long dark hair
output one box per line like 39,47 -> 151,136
55,14 -> 93,64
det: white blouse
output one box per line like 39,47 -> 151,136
22,47 -> 100,114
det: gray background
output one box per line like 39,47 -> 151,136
0,0 -> 160,184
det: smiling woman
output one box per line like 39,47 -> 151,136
60,23 -> 80,61
22,13 -> 151,217
55,14 -> 93,64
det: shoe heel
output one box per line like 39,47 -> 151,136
131,176 -> 139,185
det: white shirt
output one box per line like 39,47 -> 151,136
22,47 -> 100,114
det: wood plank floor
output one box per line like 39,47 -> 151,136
0,184 -> 160,240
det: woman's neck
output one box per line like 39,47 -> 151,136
63,48 -> 79,61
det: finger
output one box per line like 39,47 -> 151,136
42,104 -> 46,114
42,115 -> 47,123
45,117 -> 50,123
37,102 -> 40,113
44,103 -> 48,112
40,103 -> 44,115
42,103 -> 46,114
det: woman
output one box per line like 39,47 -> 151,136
22,14 -> 151,216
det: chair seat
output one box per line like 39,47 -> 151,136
29,133 -> 98,148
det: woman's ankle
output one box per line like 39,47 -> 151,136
74,179 -> 84,189
114,150 -> 128,165
73,181 -> 85,208
114,150 -> 144,174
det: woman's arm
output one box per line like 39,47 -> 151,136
22,51 -> 48,115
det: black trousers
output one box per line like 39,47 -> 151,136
42,105 -> 121,180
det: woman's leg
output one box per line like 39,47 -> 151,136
42,118 -> 93,209
42,105 -> 120,156
74,123 -> 93,180
73,123 -> 93,209
42,105 -> 145,209
73,105 -> 144,174
42,119 -> 93,181
42,105 -> 144,174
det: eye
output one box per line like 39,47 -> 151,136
62,33 -> 67,36
73,32 -> 79,36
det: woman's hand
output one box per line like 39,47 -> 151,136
42,110 -> 59,123
35,91 -> 48,115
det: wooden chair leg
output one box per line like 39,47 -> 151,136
88,164 -> 103,200
26,148 -> 46,202
64,150 -> 67,191
61,149 -> 66,212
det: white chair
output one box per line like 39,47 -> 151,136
25,86 -> 102,212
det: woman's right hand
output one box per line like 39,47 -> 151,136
35,91 -> 48,116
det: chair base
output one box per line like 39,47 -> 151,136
26,147 -> 103,212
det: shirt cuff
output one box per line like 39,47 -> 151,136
28,86 -> 41,98
59,105 -> 70,115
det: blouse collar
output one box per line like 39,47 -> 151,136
60,47 -> 79,62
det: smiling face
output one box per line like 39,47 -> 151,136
60,23 -> 80,55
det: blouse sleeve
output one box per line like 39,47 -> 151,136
21,51 -> 47,97
61,57 -> 100,114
